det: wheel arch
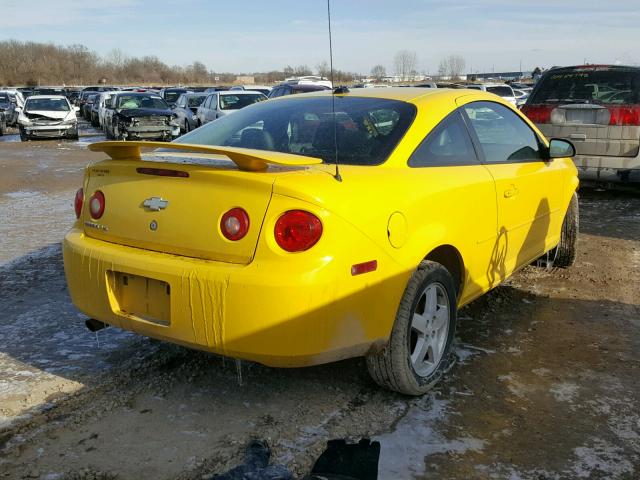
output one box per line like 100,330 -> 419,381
423,244 -> 465,297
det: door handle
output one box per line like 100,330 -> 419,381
504,185 -> 519,198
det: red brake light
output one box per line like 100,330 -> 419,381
521,104 -> 552,124
89,190 -> 105,219
608,105 -> 640,126
274,210 -> 323,252
74,188 -> 84,219
221,207 -> 249,241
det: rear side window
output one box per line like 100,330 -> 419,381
409,111 -> 478,167
463,101 -> 543,163
530,67 -> 640,105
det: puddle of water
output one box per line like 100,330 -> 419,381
375,395 -> 484,479
0,134 -> 21,143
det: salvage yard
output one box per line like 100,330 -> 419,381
0,120 -> 637,479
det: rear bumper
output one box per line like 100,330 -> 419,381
63,228 -> 406,367
573,154 -> 640,183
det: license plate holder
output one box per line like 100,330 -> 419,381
107,271 -> 171,326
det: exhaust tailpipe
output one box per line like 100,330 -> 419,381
85,318 -> 108,332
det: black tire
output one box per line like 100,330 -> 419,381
552,192 -> 579,268
366,260 -> 457,396
0,121 -> 6,136
19,128 -> 29,142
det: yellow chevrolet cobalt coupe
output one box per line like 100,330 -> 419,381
63,88 -> 579,395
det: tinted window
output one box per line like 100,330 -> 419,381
486,86 -> 514,97
409,111 -> 478,167
176,96 -> 416,166
530,67 -> 640,105
464,101 -> 542,163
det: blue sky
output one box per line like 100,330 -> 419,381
2,0 -> 639,74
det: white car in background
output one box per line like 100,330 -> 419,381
513,88 -> 530,107
465,83 -> 517,106
97,91 -> 118,130
195,90 -> 267,126
17,95 -> 78,141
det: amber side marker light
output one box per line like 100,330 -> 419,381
351,260 -> 378,276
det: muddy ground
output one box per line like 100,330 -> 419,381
0,122 -> 639,479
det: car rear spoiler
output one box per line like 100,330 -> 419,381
88,141 -> 323,172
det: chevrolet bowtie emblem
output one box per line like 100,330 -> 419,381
142,197 -> 169,211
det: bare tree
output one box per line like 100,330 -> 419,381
438,55 -> 466,80
370,64 -> 386,81
316,61 -> 330,79
393,50 -> 417,82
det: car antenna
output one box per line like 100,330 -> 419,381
327,0 -> 342,182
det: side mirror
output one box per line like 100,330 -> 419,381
74,106 -> 80,113
548,138 -> 576,159
15,106 -> 22,112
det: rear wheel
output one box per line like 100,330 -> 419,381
552,192 -> 579,267
366,261 -> 457,395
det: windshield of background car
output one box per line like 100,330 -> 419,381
487,86 -> 513,97
219,94 -> 266,110
529,68 -> 640,105
0,93 -> 9,103
187,95 -> 207,107
116,95 -> 169,109
25,98 -> 70,112
175,96 -> 417,166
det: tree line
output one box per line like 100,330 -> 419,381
0,40 -> 360,86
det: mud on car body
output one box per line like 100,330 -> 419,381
103,92 -> 180,141
17,95 -> 78,141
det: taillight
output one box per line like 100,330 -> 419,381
608,105 -> 640,126
274,210 -> 323,252
89,190 -> 105,219
521,104 -> 553,124
221,207 -> 249,241
74,188 -> 84,219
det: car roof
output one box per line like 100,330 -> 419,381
26,95 -> 68,100
217,91 -> 266,95
113,92 -> 162,96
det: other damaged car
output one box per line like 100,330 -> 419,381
18,95 -> 78,141
103,92 -> 180,141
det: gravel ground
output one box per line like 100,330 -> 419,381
0,124 -> 638,479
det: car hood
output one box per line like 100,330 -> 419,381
116,108 -> 174,119
24,110 -> 71,120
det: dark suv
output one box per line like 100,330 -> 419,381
522,65 -> 640,183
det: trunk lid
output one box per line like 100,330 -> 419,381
81,142 -> 322,264
83,157 -> 275,264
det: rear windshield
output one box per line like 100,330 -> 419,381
25,98 -> 69,112
175,96 -> 416,166
530,67 -> 640,105
219,94 -> 266,110
487,86 -> 513,97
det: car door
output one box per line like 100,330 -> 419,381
209,94 -> 220,121
461,100 -> 564,274
198,95 -> 211,124
407,110 -> 498,303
